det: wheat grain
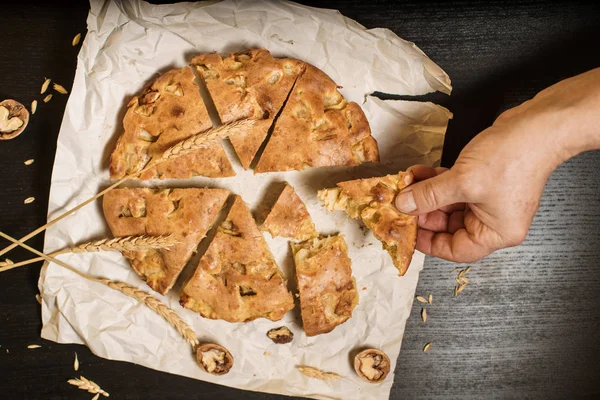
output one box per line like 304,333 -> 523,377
72,33 -> 81,46
421,308 -> 427,323
297,366 -> 341,381
100,279 -> 198,347
53,83 -> 68,94
31,100 -> 37,115
161,119 -> 254,161
428,294 -> 433,304
71,235 -> 179,253
67,376 -> 109,397
74,352 -> 79,371
24,159 -> 34,166
24,197 -> 35,204
415,295 -> 427,304
41,78 -> 51,94
27,344 -> 41,349
43,94 -> 53,103
423,343 -> 432,352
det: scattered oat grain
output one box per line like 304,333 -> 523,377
74,352 -> 79,371
41,78 -> 51,94
24,159 -> 34,166
415,296 -> 427,304
428,294 -> 433,304
72,33 -> 82,46
53,83 -> 68,94
43,94 -> 53,103
24,197 -> 35,204
27,344 -> 41,349
31,100 -> 37,115
421,308 -> 427,323
423,343 -> 432,353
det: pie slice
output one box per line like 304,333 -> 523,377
291,235 -> 359,336
255,64 -> 379,173
103,188 -> 229,294
317,172 -> 417,276
261,183 -> 317,241
180,195 -> 294,322
109,66 -> 235,180
191,49 -> 305,169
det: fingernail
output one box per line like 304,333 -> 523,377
395,190 -> 417,213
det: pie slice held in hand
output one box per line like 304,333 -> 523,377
103,188 -> 229,295
318,172 -> 417,276
191,49 -> 305,169
180,195 -> 295,322
255,64 -> 379,173
262,183 -> 317,241
109,66 -> 234,180
291,235 -> 359,336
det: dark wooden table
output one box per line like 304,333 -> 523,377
1,1 -> 599,399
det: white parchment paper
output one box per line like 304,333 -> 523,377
39,1 -> 452,399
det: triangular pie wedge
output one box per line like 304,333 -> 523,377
103,188 -> 229,294
317,172 -> 417,276
291,235 -> 359,336
191,49 -> 306,169
261,183 -> 318,241
110,66 -> 234,180
180,195 -> 294,322
255,64 -> 379,173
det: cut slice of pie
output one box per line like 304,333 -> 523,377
191,49 -> 305,169
291,235 -> 359,336
109,66 -> 234,180
317,172 -> 417,276
103,188 -> 229,294
261,183 -> 317,241
255,64 -> 379,173
180,195 -> 294,322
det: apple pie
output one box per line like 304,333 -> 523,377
191,49 -> 305,169
180,195 -> 294,322
291,235 -> 358,336
261,183 -> 317,241
318,172 -> 417,276
255,64 -> 379,172
109,66 -> 234,180
103,188 -> 229,294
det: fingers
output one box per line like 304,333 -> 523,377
416,229 -> 493,263
408,165 -> 448,182
395,168 -> 464,215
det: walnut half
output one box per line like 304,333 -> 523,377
196,343 -> 234,375
266,326 -> 294,344
0,99 -> 29,140
353,348 -> 390,383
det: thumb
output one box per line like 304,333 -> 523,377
395,170 -> 463,215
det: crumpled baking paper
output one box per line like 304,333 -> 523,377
39,1 -> 452,399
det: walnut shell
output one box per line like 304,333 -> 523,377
196,343 -> 234,375
267,326 -> 294,344
0,99 -> 29,140
353,348 -> 390,383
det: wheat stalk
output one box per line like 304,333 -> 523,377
0,231 -> 199,348
0,119 -> 253,259
0,235 -> 179,273
67,376 -> 109,397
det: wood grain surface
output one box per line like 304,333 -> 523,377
0,1 -> 599,399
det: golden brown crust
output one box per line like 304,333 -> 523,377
317,172 -> 417,276
255,64 -> 379,173
102,188 -> 229,294
291,236 -> 359,336
191,49 -> 305,169
109,66 -> 234,180
262,183 -> 317,241
180,195 -> 295,322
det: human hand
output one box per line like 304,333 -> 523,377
394,68 -> 600,262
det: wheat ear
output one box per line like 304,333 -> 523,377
0,231 -> 199,348
0,235 -> 179,273
67,376 -> 109,397
0,119 -> 253,258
